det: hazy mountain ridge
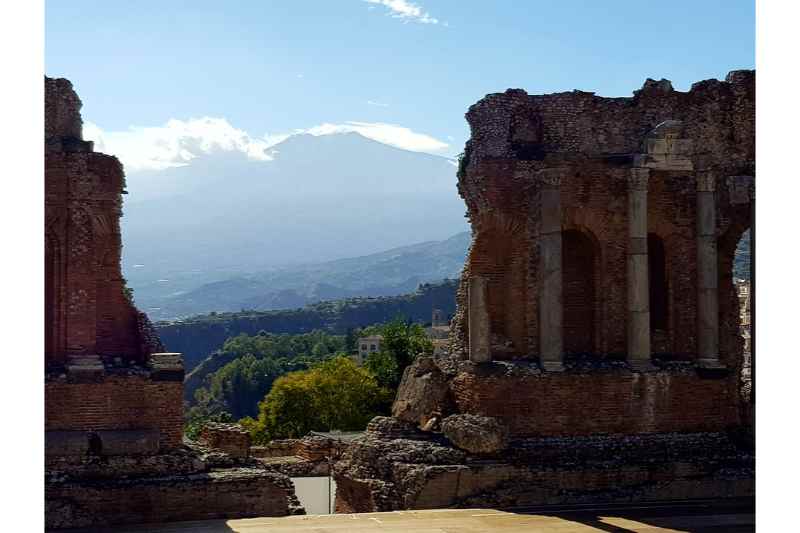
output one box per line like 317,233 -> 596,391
139,231 -> 471,320
121,131 -> 469,316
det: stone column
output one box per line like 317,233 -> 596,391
539,168 -> 564,371
468,276 -> 491,363
696,172 -> 723,368
628,168 -> 653,371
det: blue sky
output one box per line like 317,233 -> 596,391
46,0 -> 754,163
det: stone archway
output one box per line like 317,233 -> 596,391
648,233 -> 670,354
562,229 -> 597,355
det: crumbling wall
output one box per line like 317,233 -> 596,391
45,76 -> 153,366
45,373 -> 184,450
46,470 -> 298,529
200,423 -> 252,458
452,70 -> 755,363
449,364 -> 740,437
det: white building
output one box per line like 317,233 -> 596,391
354,335 -> 383,365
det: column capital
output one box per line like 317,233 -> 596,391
697,171 -> 716,192
628,168 -> 650,190
538,167 -> 567,188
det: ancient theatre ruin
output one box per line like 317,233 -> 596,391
334,71 -> 755,511
44,77 -> 301,529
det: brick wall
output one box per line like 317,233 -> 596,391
200,423 -> 251,458
45,77 -> 156,367
450,368 -> 740,437
452,71 -> 754,364
46,470 -> 295,529
45,375 -> 183,450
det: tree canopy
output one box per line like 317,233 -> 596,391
248,355 -> 391,441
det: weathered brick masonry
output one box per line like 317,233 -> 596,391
44,77 -> 301,528
46,470 -> 297,529
45,374 -> 184,449
45,76 -> 183,450
450,365 -> 740,437
452,72 -> 754,365
335,72 -> 755,512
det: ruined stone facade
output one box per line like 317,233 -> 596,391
453,71 -> 754,369
44,78 -> 301,528
45,76 -> 184,450
447,70 -> 755,437
335,72 -> 755,512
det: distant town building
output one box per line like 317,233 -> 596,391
355,335 -> 383,365
432,308 -> 447,327
426,308 -> 451,355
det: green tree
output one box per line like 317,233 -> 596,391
379,317 -> 434,386
364,350 -> 399,389
249,355 -> 391,441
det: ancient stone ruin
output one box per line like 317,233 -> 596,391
44,77 -> 302,529
334,71 -> 755,512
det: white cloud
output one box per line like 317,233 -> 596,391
85,117 -> 449,172
367,100 -> 389,107
285,121 -> 449,153
84,117 -> 273,172
364,0 -> 440,24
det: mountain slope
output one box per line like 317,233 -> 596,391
139,231 -> 470,320
121,132 -> 469,310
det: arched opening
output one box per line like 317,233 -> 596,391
468,214 -> 529,359
45,239 -> 54,360
648,234 -> 669,354
45,235 -> 61,363
719,221 -> 752,396
734,229 -> 752,390
562,229 -> 596,355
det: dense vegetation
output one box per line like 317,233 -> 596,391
240,356 -> 391,443
185,318 -> 434,442
158,279 -> 458,371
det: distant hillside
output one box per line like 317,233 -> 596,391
157,279 -> 459,371
140,231 -> 470,320
122,132 -> 469,316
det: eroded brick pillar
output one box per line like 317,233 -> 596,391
696,171 -> 723,368
539,169 -> 564,371
468,276 -> 491,363
628,168 -> 653,371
